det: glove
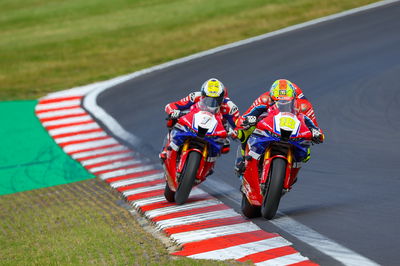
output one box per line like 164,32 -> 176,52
311,128 -> 323,144
242,116 -> 257,129
169,110 -> 181,119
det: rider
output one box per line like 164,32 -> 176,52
235,79 -> 324,179
160,78 -> 240,161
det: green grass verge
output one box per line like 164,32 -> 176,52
0,101 -> 94,195
0,179 -> 241,265
0,0 -> 377,100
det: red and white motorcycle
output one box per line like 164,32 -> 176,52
162,97 -> 231,205
241,100 -> 324,219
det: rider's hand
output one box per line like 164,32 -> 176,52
242,116 -> 257,129
169,110 -> 181,119
227,127 -> 238,139
311,128 -> 324,144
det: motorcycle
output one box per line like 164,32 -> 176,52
240,99 -> 324,219
162,97 -> 231,205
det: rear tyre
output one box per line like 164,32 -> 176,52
174,151 -> 201,205
241,193 -> 261,218
261,158 -> 286,220
164,183 -> 175,202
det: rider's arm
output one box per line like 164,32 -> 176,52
221,99 -> 240,129
296,98 -> 319,127
244,105 -> 269,118
165,92 -> 201,114
241,92 -> 271,117
304,115 -> 319,130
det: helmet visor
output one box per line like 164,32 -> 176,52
276,99 -> 295,113
198,97 -> 220,114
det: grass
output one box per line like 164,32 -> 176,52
0,179 -> 240,265
0,0 -> 377,100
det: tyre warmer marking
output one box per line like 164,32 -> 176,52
36,91 -> 317,266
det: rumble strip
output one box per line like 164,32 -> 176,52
36,89 -> 316,266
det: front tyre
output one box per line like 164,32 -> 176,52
174,151 -> 201,205
164,183 -> 175,202
241,193 -> 261,218
261,158 -> 286,220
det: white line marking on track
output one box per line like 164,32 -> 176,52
63,138 -> 118,153
132,196 -> 167,207
255,253 -> 308,266
170,223 -> 260,244
98,165 -> 156,180
71,145 -> 129,159
54,131 -> 107,144
88,159 -> 142,173
49,122 -> 100,136
80,153 -> 134,166
36,108 -> 86,119
156,209 -> 241,229
122,183 -> 165,197
110,173 -> 164,188
35,99 -> 81,111
145,199 -> 222,218
42,115 -> 92,127
188,237 -> 292,260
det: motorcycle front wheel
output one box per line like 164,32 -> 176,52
164,183 -> 175,202
241,193 -> 261,218
261,158 -> 286,219
174,151 -> 201,205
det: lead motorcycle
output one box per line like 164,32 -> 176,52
241,99 -> 324,219
162,97 -> 231,205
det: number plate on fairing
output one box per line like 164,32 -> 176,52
274,112 -> 300,136
193,111 -> 217,134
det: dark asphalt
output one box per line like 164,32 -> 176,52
95,2 -> 400,265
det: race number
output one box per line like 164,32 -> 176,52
279,117 -> 295,130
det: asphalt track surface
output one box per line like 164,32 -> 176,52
95,2 -> 400,265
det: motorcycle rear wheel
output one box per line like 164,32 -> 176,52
174,151 -> 201,205
261,158 -> 286,220
241,193 -> 261,218
164,183 -> 175,202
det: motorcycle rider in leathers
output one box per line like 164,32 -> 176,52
160,78 -> 240,162
235,79 -> 324,184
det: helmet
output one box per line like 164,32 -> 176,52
269,79 -> 296,101
200,78 -> 225,106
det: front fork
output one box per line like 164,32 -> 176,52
260,147 -> 294,195
176,140 -> 212,184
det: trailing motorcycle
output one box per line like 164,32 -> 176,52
241,99 -> 324,219
162,97 -> 231,205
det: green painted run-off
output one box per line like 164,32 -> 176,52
0,100 -> 94,196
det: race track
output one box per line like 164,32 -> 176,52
93,2 -> 400,265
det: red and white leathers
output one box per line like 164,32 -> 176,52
238,82 -> 320,127
165,91 -> 240,129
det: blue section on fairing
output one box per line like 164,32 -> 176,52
248,133 -> 310,161
171,128 -> 223,157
